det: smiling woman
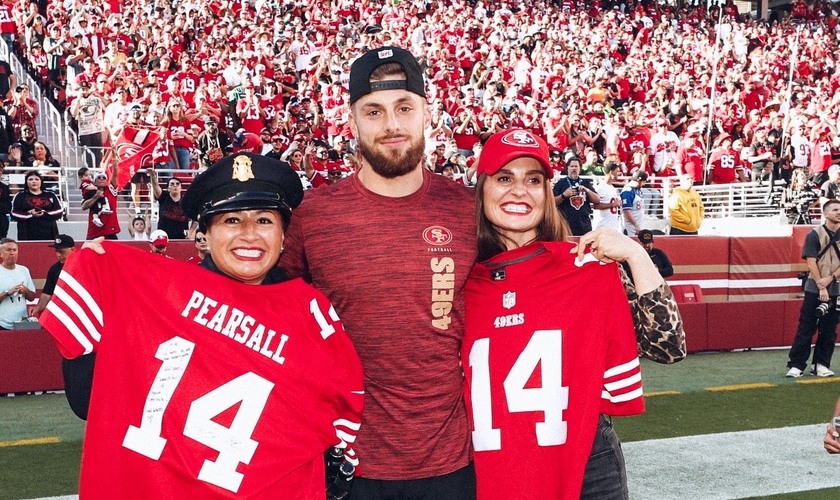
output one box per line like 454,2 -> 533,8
39,153 -> 366,498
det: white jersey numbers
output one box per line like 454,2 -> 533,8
122,336 -> 275,493
469,329 -> 569,451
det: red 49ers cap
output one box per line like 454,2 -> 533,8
476,129 -> 551,177
348,46 -> 425,104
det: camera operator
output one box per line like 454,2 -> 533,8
786,199 -> 840,378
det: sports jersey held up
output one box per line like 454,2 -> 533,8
39,243 -> 364,499
463,241 -> 644,500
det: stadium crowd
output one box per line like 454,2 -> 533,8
1,0 -> 840,194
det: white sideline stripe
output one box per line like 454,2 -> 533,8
624,423 -> 840,500
23,497 -> 78,500
668,277 -> 801,289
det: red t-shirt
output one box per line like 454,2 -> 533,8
39,243 -> 365,499
708,147 -> 742,184
464,241 -> 644,500
675,140 -> 705,183
84,184 -> 121,239
280,170 -> 478,480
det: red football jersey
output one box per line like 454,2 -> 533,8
40,243 -> 364,500
463,242 -> 644,500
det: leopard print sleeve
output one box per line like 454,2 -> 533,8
620,266 -> 687,364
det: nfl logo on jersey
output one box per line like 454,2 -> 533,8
502,291 -> 516,309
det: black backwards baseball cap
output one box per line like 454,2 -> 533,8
48,234 -> 75,249
182,152 -> 304,230
348,46 -> 426,104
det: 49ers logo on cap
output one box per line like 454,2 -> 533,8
500,130 -> 539,148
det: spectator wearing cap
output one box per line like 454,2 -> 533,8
196,115 -> 230,170
36,234 -> 75,314
621,170 -> 648,236
650,118 -> 680,176
174,55 -> 200,107
149,229 -> 170,256
70,79 -> 107,169
674,123 -> 705,184
668,173 -> 704,236
42,24 -> 66,89
0,238 -> 35,329
232,128 -> 262,155
264,132 -> 289,161
289,30 -> 317,75
708,134 -> 748,184
635,230 -> 674,278
81,152 -> 120,240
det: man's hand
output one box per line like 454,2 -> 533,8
82,236 -> 106,255
825,422 -> 840,453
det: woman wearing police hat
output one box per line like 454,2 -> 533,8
40,153 -> 364,499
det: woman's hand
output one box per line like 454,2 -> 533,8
573,226 -> 644,265
82,236 -> 107,255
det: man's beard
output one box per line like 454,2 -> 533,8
357,133 -> 425,179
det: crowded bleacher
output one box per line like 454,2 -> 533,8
0,0 -> 839,237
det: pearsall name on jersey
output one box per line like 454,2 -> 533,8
181,290 -> 290,366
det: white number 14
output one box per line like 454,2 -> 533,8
469,329 -> 569,451
122,336 -> 274,493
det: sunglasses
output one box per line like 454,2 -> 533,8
195,237 -> 207,242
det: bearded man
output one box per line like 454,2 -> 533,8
280,46 -> 478,499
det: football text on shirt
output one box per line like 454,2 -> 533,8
181,290 -> 289,365
431,257 -> 455,330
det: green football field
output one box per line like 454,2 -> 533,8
2,349 -> 840,500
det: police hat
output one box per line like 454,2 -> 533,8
182,153 -> 304,229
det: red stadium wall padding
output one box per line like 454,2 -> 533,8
782,299 -> 803,347
0,329 -> 64,393
677,303 -> 708,353
706,301 -> 786,351
659,236 -> 730,302
729,237 -> 799,299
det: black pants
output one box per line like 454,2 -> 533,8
350,463 -> 475,500
669,227 -> 698,236
788,291 -> 839,370
580,415 -> 629,500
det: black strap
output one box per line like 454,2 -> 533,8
817,225 -> 840,261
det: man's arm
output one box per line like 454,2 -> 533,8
824,395 -> 840,453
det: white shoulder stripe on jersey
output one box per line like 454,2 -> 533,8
58,271 -> 103,326
334,428 -> 357,444
603,357 -> 641,379
601,387 -> 644,403
45,301 -> 94,355
53,286 -> 102,342
333,418 -> 362,431
604,372 -> 642,392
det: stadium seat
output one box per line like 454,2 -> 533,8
670,284 -> 704,303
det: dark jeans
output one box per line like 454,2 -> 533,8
669,227 -> 697,236
580,415 -> 629,500
788,290 -> 839,370
78,131 -> 103,169
350,463 -> 475,500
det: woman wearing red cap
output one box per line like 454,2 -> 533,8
464,129 -> 684,500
